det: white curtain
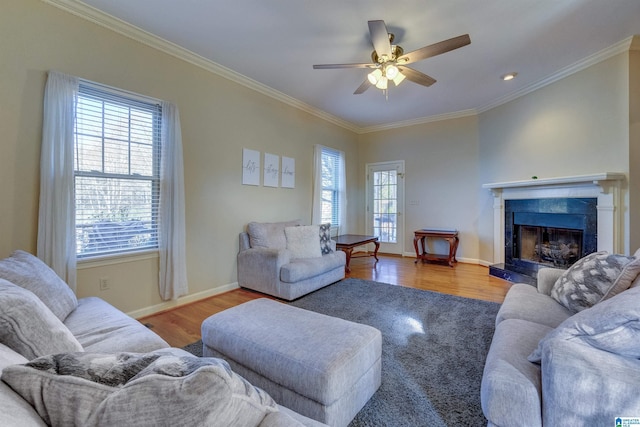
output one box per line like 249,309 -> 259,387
158,101 -> 188,300
312,144 -> 324,225
336,148 -> 347,235
312,144 -> 347,235
37,71 -> 79,291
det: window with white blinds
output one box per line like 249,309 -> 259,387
74,82 -> 161,258
320,147 -> 342,227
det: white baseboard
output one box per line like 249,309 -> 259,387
127,282 -> 240,319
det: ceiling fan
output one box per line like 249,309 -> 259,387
313,20 -> 470,94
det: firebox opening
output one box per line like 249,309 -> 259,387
489,197 -> 597,285
515,225 -> 583,268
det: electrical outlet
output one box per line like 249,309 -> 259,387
99,277 -> 110,291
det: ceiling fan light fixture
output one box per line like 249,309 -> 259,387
385,63 -> 399,79
392,72 -> 406,86
368,68 -> 382,84
314,20 -> 471,95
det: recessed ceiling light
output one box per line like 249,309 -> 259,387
501,72 -> 518,81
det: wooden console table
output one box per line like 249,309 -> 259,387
334,234 -> 380,273
413,229 -> 459,267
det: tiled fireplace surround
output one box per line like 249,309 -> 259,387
483,173 -> 625,284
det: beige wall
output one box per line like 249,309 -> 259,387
357,116 -> 481,261
477,52 -> 633,260
0,0 -> 359,315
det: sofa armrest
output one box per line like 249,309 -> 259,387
541,339 -> 640,426
237,247 -> 292,296
238,247 -> 291,268
239,232 -> 251,252
330,239 -> 337,252
536,267 -> 564,295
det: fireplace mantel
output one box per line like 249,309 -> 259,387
483,172 -> 625,265
482,173 -> 625,193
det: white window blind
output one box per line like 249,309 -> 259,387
321,147 -> 342,227
74,82 -> 161,258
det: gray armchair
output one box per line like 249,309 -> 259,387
237,221 -> 346,300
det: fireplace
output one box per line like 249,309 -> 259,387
494,198 -> 598,283
483,173 -> 624,285
516,225 -> 582,267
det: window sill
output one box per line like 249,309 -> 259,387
77,249 -> 159,269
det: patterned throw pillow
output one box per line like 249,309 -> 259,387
1,349 -> 278,427
319,223 -> 333,255
550,251 -> 640,313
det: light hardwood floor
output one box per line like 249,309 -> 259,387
140,255 -> 512,347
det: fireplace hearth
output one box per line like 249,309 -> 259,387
490,198 -> 597,284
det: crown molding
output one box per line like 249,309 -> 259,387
41,0 -> 360,133
358,109 -> 478,134
477,36 -> 636,114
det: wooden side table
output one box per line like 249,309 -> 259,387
334,234 -> 380,273
413,229 -> 459,267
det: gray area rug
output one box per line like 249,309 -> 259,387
183,278 -> 500,426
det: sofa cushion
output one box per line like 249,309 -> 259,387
495,283 -> 572,328
550,251 -> 640,313
1,349 -> 278,427
0,279 -> 83,360
481,318 -> 552,427
285,225 -> 322,260
529,285 -> 640,363
248,220 -> 301,249
536,267 -> 565,295
540,338 -> 640,426
280,251 -> 345,283
0,250 -> 78,321
319,223 -> 333,255
64,297 -> 169,353
0,343 -> 47,427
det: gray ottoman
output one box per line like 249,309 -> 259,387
202,298 -> 382,427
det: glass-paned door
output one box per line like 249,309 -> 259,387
366,161 -> 404,254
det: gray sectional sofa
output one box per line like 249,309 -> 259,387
0,250 -> 325,426
237,221 -> 346,300
481,252 -> 640,426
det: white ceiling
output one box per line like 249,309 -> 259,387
74,0 -> 640,131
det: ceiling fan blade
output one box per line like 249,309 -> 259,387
354,79 -> 371,95
397,34 -> 470,65
368,20 -> 392,60
313,63 -> 374,69
397,67 -> 437,87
